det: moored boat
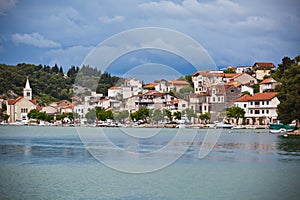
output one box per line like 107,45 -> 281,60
269,123 -> 295,134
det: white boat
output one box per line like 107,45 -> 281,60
215,122 -> 233,129
231,125 -> 246,129
269,124 -> 295,134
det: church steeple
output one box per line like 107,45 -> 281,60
23,76 -> 32,100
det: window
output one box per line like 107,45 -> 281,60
213,97 -> 215,102
231,89 -> 234,93
218,97 -> 220,102
21,108 -> 28,113
266,110 -> 269,114
182,104 -> 186,108
262,110 -> 264,114
255,110 -> 259,114
255,101 -> 259,106
262,101 -> 264,105
204,105 -> 207,111
266,101 -> 269,105
26,92 -> 30,97
250,102 -> 253,105
244,104 -> 247,108
250,110 -> 253,114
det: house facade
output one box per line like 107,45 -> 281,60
234,92 -> 279,125
253,62 -> 275,80
259,77 -> 279,93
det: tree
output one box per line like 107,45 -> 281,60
173,111 -> 181,120
241,91 -> 251,96
226,107 -> 245,124
152,109 -> 163,123
182,108 -> 196,122
163,109 -> 172,121
199,112 -> 210,124
95,107 -> 107,121
224,69 -> 236,73
276,55 -> 300,125
115,110 -> 129,123
85,109 -> 96,123
130,107 -> 150,121
179,86 -> 193,94
250,84 -> 259,93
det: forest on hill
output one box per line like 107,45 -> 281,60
0,63 -> 121,105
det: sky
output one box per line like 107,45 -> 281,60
0,0 -> 299,78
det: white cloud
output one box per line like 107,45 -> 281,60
0,0 -> 18,15
99,15 -> 125,23
11,32 -> 61,48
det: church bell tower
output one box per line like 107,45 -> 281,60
23,77 -> 32,100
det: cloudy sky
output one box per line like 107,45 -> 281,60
0,0 -> 299,75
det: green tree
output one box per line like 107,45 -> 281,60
163,109 -> 172,121
173,111 -> 181,120
85,109 -> 96,123
95,107 -> 107,121
182,108 -> 197,122
152,109 -> 163,123
115,110 -> 129,123
276,56 -> 300,125
250,84 -> 259,93
199,112 -> 210,124
130,107 -> 150,121
226,107 -> 245,124
223,69 -> 236,73
179,86 -> 193,94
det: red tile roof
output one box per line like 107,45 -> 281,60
260,77 -> 277,84
143,83 -> 158,88
168,80 -> 190,85
108,86 -> 121,90
253,62 -> 275,69
224,73 -> 239,78
235,94 -> 251,102
235,92 -> 278,102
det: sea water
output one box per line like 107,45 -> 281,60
0,126 -> 299,199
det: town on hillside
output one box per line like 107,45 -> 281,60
1,60 -> 299,128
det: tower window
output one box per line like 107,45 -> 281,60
27,92 -> 30,97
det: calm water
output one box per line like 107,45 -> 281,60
0,126 -> 300,199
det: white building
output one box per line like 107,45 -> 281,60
234,92 -> 280,125
259,77 -> 279,93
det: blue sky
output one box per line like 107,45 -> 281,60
0,0 -> 299,76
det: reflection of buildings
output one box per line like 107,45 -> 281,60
6,77 -> 38,123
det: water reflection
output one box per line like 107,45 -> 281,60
277,136 -> 300,153
0,128 -> 300,165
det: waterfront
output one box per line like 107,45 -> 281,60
0,126 -> 300,199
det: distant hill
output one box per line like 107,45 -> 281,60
0,63 -> 121,105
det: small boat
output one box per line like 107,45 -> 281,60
215,122 -> 233,129
269,123 -> 295,134
231,125 -> 246,129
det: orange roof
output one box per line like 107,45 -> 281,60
61,104 -> 74,109
29,100 -> 37,105
108,86 -> 121,90
235,94 -> 251,102
226,81 -> 241,87
249,92 -> 278,101
254,62 -> 275,68
235,92 -> 278,102
260,77 -> 277,84
36,105 -> 42,111
224,73 -> 239,78
143,83 -> 158,88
